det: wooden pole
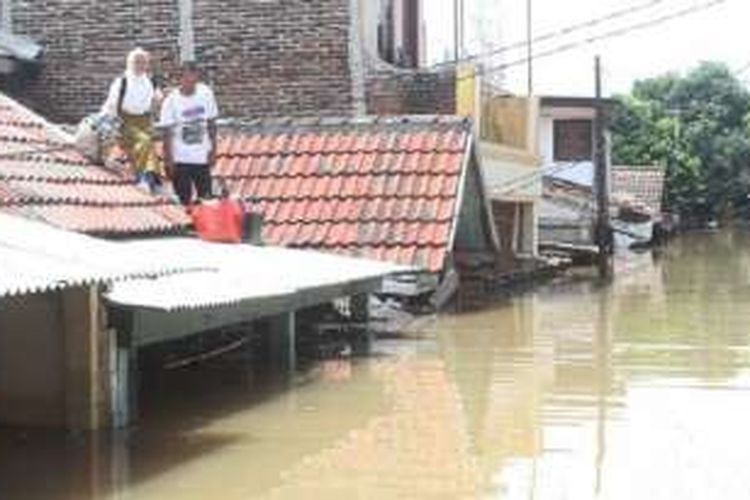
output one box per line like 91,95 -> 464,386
594,56 -> 612,279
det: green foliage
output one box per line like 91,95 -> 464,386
611,62 -> 750,221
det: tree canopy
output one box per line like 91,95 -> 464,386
611,62 -> 750,221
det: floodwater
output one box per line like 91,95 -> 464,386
4,231 -> 750,499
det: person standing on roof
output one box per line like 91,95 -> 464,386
159,61 -> 219,206
102,47 -> 164,193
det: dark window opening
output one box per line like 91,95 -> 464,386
553,119 -> 593,162
377,1 -> 396,65
377,0 -> 420,68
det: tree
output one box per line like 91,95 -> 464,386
611,62 -> 750,222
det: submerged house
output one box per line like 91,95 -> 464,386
611,165 -> 666,245
539,160 -> 666,248
0,212 -> 184,429
0,93 -> 404,430
538,96 -> 613,248
213,115 -> 499,305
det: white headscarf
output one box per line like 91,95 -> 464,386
101,47 -> 155,115
126,47 -> 150,78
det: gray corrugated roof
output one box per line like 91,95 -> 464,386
106,238 -> 409,312
0,213 -> 193,298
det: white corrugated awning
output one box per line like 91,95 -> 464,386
0,213 -> 198,298
106,238 -> 409,312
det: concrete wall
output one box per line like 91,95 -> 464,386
453,157 -> 496,253
481,96 -> 540,152
479,141 -> 540,255
0,287 -> 110,429
366,67 -> 456,115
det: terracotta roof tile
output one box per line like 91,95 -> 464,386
212,116 -> 472,271
0,93 -> 189,235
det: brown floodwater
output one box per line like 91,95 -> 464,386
4,231 -> 750,499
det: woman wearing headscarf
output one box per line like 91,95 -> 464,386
102,48 -> 164,193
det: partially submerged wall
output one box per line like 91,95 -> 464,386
0,287 -> 110,429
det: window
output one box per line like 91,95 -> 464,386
377,0 -> 396,64
553,119 -> 593,162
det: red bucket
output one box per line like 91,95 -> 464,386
190,199 -> 245,243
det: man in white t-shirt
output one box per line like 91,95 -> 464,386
159,61 -> 219,205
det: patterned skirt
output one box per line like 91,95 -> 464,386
120,113 -> 163,176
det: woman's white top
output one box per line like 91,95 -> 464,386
102,72 -> 155,116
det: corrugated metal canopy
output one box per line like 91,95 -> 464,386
106,238 -> 409,312
0,213 -> 194,298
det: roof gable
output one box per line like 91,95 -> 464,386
0,93 -> 189,235
214,116 -> 478,272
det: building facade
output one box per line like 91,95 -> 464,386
0,0 -> 448,122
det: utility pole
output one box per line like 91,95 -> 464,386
527,0 -> 533,95
454,0 -> 459,61
454,0 -> 464,61
594,56 -> 612,279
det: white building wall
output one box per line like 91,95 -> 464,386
538,106 -> 597,167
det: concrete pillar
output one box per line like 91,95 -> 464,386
349,0 -> 367,115
107,307 -> 136,429
268,312 -> 297,374
350,294 -> 373,356
61,286 -> 110,431
177,0 -> 195,63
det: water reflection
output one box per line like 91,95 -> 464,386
3,231 -> 750,499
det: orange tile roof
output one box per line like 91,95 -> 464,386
215,116 -> 473,272
0,93 -> 189,236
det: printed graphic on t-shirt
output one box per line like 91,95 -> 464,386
182,121 -> 205,145
181,105 -> 207,145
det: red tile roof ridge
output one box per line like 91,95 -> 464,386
612,165 -> 664,172
0,171 -> 134,184
220,114 -> 472,133
0,198 -> 179,208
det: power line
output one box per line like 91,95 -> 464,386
433,0 -> 669,70
460,0 -> 728,85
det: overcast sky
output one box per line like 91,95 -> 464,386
424,0 -> 749,96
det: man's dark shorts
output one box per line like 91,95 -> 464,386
173,163 -> 212,205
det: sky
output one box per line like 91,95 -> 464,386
424,0 -> 750,97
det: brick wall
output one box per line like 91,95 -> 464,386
193,0 -> 352,119
9,0 -> 354,122
366,67 -> 457,116
12,0 -> 181,121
